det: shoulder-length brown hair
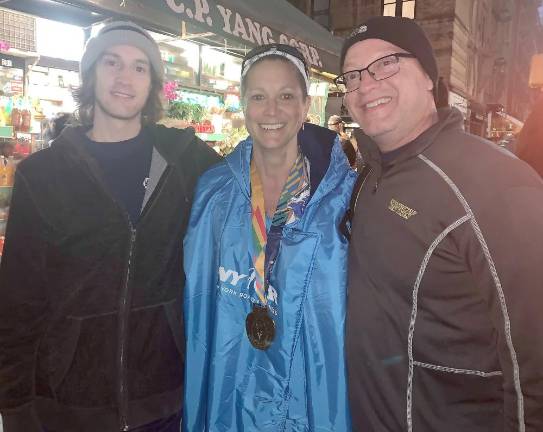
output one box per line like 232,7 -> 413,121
73,60 -> 164,126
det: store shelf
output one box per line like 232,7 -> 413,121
15,130 -> 39,136
0,186 -> 13,208
0,126 -> 13,138
196,132 -> 225,142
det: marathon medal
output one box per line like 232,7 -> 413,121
246,303 -> 276,350
247,153 -> 306,350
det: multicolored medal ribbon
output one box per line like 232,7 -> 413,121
249,159 -> 268,305
246,151 -> 309,350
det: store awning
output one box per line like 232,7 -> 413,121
2,0 -> 106,27
163,0 -> 344,74
9,0 -> 343,75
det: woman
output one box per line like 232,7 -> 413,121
183,44 -> 354,431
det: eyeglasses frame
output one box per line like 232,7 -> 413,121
334,52 -> 416,93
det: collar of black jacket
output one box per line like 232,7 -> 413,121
356,107 -> 464,172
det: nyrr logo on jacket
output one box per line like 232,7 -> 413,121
218,266 -> 278,308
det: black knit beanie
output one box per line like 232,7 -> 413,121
340,16 -> 438,85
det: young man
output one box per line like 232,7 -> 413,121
0,21 -> 220,432
338,16 -> 543,431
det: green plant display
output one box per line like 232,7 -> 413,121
166,101 -> 206,123
166,101 -> 190,120
190,104 -> 206,123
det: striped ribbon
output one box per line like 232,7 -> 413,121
250,152 -> 308,305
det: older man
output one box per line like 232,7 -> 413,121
327,114 -> 345,134
338,16 -> 543,431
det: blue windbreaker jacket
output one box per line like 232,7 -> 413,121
183,124 -> 355,432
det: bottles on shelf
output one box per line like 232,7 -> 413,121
0,155 -> 15,186
0,96 -> 32,131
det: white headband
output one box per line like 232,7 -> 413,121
241,48 -> 310,93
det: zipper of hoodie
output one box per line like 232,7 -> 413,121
118,165 -> 176,431
70,132 -> 166,431
76,158 -> 135,431
77,155 -> 135,431
119,222 -> 136,432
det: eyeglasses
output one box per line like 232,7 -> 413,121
334,53 -> 416,93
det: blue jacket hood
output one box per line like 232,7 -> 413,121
226,122 -> 349,205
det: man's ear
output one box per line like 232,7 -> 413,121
426,75 -> 434,92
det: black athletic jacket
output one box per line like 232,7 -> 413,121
0,124 -> 220,432
347,108 -> 543,431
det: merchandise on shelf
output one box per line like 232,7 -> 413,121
27,65 -> 80,118
193,120 -> 214,134
0,156 -> 15,186
0,179 -> 13,261
162,80 -> 246,155
0,137 -> 23,262
0,96 -> 36,132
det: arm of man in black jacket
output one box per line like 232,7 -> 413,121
0,170 -> 48,432
471,181 -> 543,431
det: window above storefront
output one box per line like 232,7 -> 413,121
383,0 -> 416,19
156,36 -> 200,88
36,17 -> 85,61
201,46 -> 241,91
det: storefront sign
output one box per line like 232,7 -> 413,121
164,0 -> 324,69
0,55 -> 25,71
55,0 -> 340,73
